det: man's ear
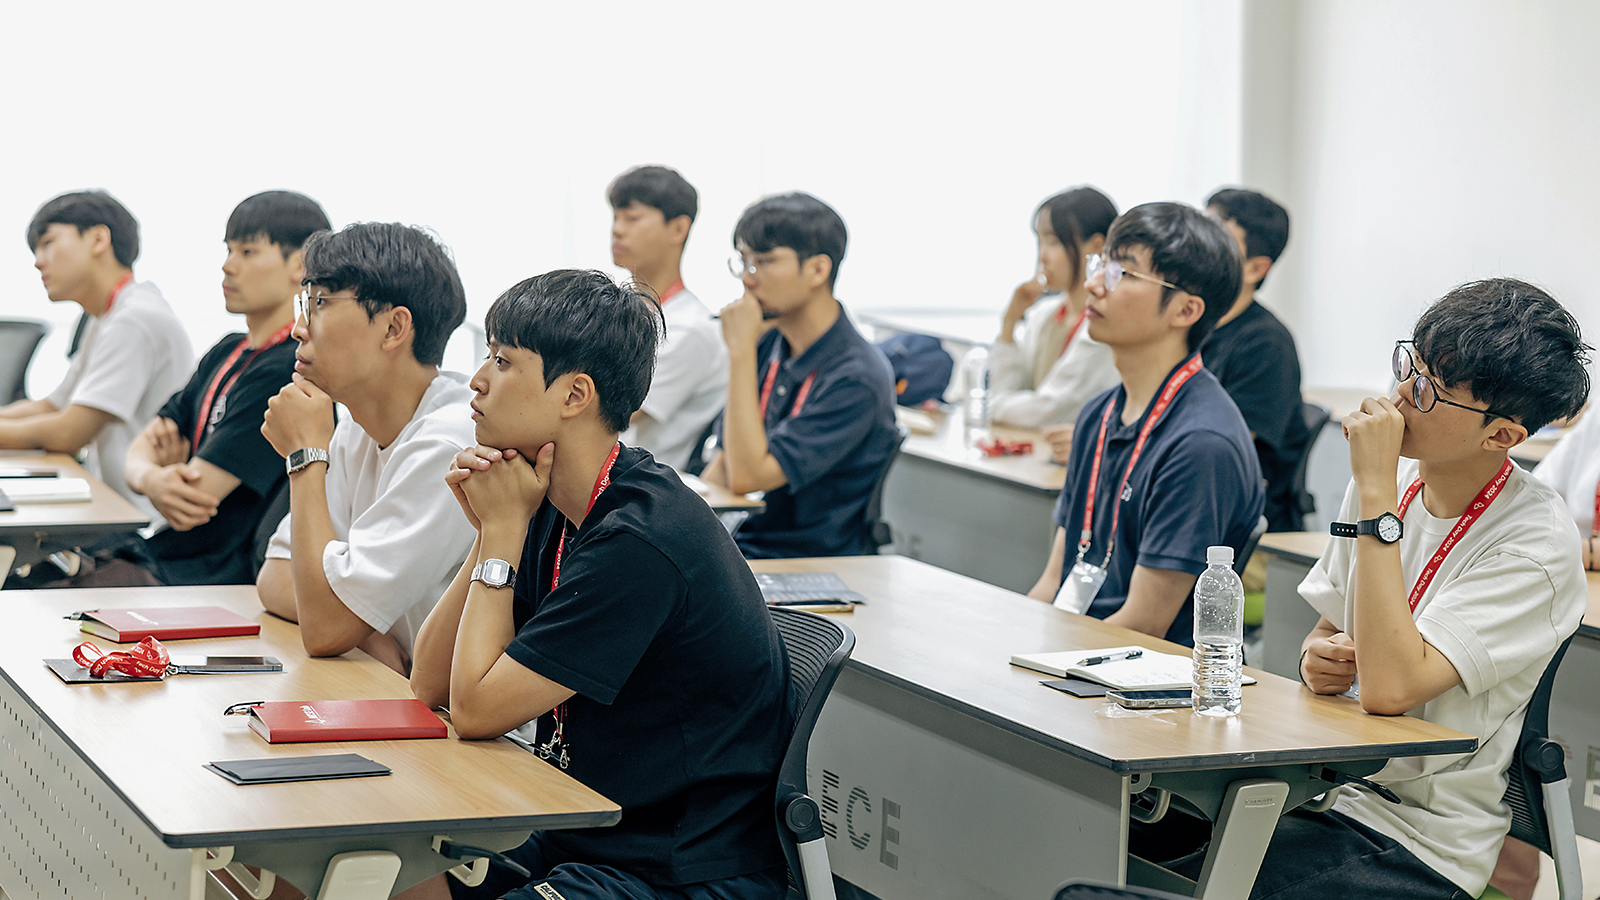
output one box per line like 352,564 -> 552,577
380,304 -> 415,353
561,373 -> 598,420
667,215 -> 691,248
84,224 -> 114,261
1166,292 -> 1205,331
1482,420 -> 1529,453
1244,255 -> 1273,288
285,249 -> 307,292
802,254 -> 833,291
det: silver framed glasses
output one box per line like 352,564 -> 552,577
1085,254 -> 1181,292
295,290 -> 362,320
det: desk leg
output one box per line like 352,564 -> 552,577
1259,556 -> 1318,680
811,669 -> 1126,900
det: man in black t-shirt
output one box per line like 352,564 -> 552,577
1203,187 -> 1311,534
121,191 -> 331,585
407,269 -> 790,900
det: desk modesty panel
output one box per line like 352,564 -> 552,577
0,585 -> 618,899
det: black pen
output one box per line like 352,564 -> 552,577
1078,649 -> 1142,666
711,311 -> 781,320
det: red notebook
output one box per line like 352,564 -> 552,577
245,699 -> 447,743
76,606 -> 261,642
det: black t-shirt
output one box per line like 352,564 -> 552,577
1202,302 -> 1311,532
505,445 -> 790,886
143,333 -> 296,584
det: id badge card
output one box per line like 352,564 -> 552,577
1053,559 -> 1107,614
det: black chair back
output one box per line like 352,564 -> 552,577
861,423 -> 910,554
1234,515 -> 1268,578
251,479 -> 293,580
0,320 -> 50,405
1503,633 -> 1575,855
770,607 -> 856,900
1292,402 -> 1332,529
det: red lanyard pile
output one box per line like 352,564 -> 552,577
192,323 -> 295,449
73,636 -> 170,678
1076,355 -> 1205,565
1394,457 -> 1513,612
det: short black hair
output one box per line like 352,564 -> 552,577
1038,186 -> 1119,285
607,165 -> 698,229
226,191 -> 332,253
733,192 -> 848,289
26,190 -> 140,268
301,223 -> 467,367
484,270 -> 663,434
1104,202 -> 1242,354
1412,278 -> 1590,434
1206,187 -> 1291,289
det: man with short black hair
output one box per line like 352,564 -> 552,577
257,222 -> 477,675
1027,202 -> 1263,645
1204,187 -> 1311,533
607,165 -> 727,468
4,191 -> 194,522
117,191 -> 330,585
708,191 -> 899,558
407,269 -> 789,900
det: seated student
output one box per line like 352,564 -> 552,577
1232,279 -> 1588,900
1203,188 -> 1312,533
1533,405 -> 1600,568
118,191 -> 330,586
257,222 -> 477,676
404,269 -> 788,900
608,164 -> 729,469
2,191 -> 194,522
705,192 -> 899,558
1026,202 -> 1263,645
989,186 -> 1120,430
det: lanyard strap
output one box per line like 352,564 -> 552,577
759,357 -> 818,419
1061,308 -> 1088,358
73,636 -> 170,678
1394,456 -> 1514,612
1591,471 -> 1599,538
192,323 -> 296,450
658,278 -> 685,305
102,272 -> 134,316
1077,354 -> 1206,563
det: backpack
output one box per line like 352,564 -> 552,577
876,333 -> 953,407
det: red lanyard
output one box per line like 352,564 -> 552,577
1061,308 -> 1088,358
1590,474 -> 1599,538
759,358 -> 817,419
1077,354 -> 1205,562
102,272 -> 134,315
192,322 -> 296,450
658,278 -> 685,305
73,636 -> 170,678
1394,457 -> 1514,612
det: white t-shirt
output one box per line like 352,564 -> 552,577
267,373 -> 478,655
988,293 -> 1118,428
623,286 -> 728,469
1532,411 -> 1600,535
45,280 -> 194,525
1299,458 -> 1585,895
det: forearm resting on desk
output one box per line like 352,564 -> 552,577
0,402 -> 112,453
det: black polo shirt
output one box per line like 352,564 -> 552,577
1052,355 -> 1264,645
505,445 -> 790,887
1202,301 -> 1311,532
731,306 -> 899,558
142,333 -> 296,585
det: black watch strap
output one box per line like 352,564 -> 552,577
1329,521 -> 1359,538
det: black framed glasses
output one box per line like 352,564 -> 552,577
1392,341 -> 1515,420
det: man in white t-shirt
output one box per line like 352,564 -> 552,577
3,191 -> 194,524
608,165 -> 728,470
1244,279 -> 1589,898
258,223 -> 477,676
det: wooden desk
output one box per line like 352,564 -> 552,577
672,468 -> 765,514
881,408 -> 1062,593
753,556 -> 1474,900
0,453 -> 148,569
0,585 -> 618,899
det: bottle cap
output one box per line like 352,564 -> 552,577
1207,545 -> 1234,565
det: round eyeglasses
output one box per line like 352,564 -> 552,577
1085,254 -> 1181,292
1392,341 -> 1514,419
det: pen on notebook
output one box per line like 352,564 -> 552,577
769,597 -> 850,607
1078,649 -> 1143,666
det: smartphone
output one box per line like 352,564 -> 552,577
167,656 -> 283,674
1106,689 -> 1193,709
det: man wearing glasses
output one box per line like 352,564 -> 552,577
707,192 -> 899,558
1026,202 -> 1263,646
257,222 -> 478,676
115,191 -> 329,586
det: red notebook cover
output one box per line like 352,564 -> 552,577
246,699 -> 447,743
79,606 -> 261,642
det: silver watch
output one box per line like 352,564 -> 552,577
471,558 -> 517,589
286,447 -> 331,475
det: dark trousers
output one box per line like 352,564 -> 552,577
447,834 -> 785,900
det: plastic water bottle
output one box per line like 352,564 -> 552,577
963,345 -> 991,429
1192,545 -> 1244,717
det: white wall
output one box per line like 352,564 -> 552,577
1244,0 -> 1600,392
0,0 -> 1242,397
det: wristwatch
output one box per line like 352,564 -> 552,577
471,558 -> 517,589
1330,512 -> 1403,544
285,447 -> 331,475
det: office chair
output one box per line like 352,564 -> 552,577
770,607 -> 856,900
860,424 -> 910,554
1495,634 -> 1581,900
250,480 -> 292,579
1291,403 -> 1332,530
0,319 -> 49,405
1234,515 -> 1268,578
1052,879 -> 1190,900
683,417 -> 721,477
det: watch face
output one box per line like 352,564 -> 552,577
1377,515 -> 1402,543
481,559 -> 511,585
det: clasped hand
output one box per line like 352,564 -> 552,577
261,373 -> 336,458
446,442 -> 554,532
1302,631 -> 1357,695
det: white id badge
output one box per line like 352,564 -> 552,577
1053,559 -> 1108,613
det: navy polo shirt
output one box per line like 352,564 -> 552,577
731,305 -> 899,558
1052,354 -> 1264,645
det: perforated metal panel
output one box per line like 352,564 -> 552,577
0,675 -> 198,899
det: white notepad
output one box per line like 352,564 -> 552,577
0,477 -> 91,503
1010,645 -> 1256,691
